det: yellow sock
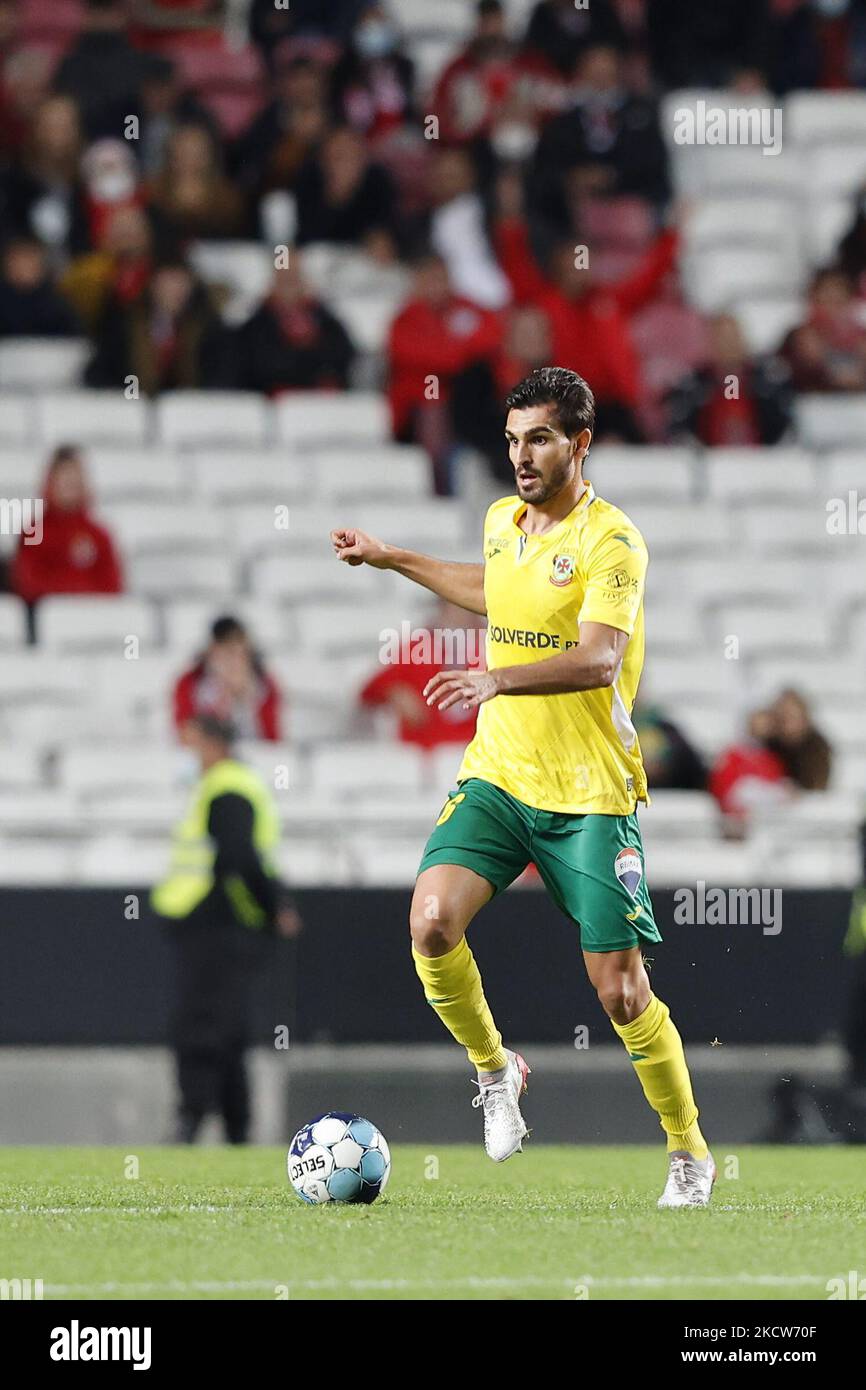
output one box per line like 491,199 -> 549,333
412,937 -> 506,1072
611,993 -> 708,1158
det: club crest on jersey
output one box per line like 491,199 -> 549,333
550,553 -> 575,587
614,847 -> 643,896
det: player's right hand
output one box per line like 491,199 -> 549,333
330,527 -> 391,569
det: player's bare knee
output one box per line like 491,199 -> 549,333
596,978 -> 636,1019
408,900 -> 462,955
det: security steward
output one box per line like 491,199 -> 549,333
151,714 -> 301,1143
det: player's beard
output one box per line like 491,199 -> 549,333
515,454 -> 575,505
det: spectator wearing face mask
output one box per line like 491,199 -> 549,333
172,615 -> 283,742
80,138 -> 146,251
11,445 -> 123,607
0,237 -> 81,337
331,3 -> 415,140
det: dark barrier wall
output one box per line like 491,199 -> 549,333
0,887 -> 856,1046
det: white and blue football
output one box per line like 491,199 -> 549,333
287,1111 -> 391,1205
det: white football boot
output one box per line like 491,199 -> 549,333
657,1149 -> 717,1209
471,1049 -> 531,1162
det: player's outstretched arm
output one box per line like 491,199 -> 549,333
330,527 -> 486,616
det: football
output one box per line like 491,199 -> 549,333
287,1111 -> 391,1204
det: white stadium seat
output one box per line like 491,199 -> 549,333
797,394 -> 866,449
627,504 -> 732,552
0,744 -> 46,789
641,652 -> 741,702
129,551 -> 238,598
823,452 -> 866,496
0,841 -> 77,884
155,391 -> 271,446
589,447 -> 695,504
730,295 -> 805,355
86,447 -> 187,501
101,501 -> 226,551
274,392 -> 389,448
162,598 -> 293,654
715,601 -> 833,653
345,835 -> 426,886
0,396 -> 33,445
312,446 -> 430,500
294,600 -> 416,658
0,447 -> 42,493
37,595 -> 159,651
684,246 -> 803,314
0,594 -> 29,648
187,240 -> 273,325
738,501 -> 837,552
805,142 -> 866,198
703,449 -> 816,501
686,197 -> 800,255
786,91 -> 866,145
803,196 -> 856,266
234,741 -> 304,798
353,499 -> 467,550
0,338 -> 89,391
310,741 -> 426,796
190,449 -> 301,501
58,744 -> 182,797
34,391 -> 150,446
276,838 -> 353,886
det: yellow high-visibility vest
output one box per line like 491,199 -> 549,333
150,758 -> 280,927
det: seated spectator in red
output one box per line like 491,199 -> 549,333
666,313 -> 791,446
764,689 -> 831,792
708,708 -> 791,825
294,126 -> 399,261
781,269 -> 866,393
173,615 -> 282,742
12,446 -> 123,604
331,3 -> 415,140
493,172 -> 677,441
0,238 -> 81,337
86,259 -> 230,393
148,123 -> 248,242
433,0 -> 559,145
234,257 -> 355,394
388,252 -> 502,492
531,45 -> 670,218
360,602 -> 482,750
61,204 -> 155,333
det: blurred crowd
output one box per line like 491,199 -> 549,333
5,1 -> 866,484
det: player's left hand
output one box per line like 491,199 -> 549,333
424,669 -> 499,711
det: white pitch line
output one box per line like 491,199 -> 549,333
43,1274 -> 831,1295
0,1205 -> 229,1215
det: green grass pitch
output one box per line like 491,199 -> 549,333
1,1146 -> 865,1301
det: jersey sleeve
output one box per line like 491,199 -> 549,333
578,522 -> 648,637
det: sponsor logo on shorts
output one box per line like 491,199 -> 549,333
614,847 -> 643,897
550,553 -> 576,587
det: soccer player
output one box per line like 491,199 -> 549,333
330,366 -> 714,1208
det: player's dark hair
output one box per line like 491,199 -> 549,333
505,366 -> 596,440
189,713 -> 237,748
211,615 -> 246,643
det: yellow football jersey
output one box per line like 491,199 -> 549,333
456,481 -> 649,815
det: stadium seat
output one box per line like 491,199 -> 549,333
589,447 -> 696,503
803,195 -> 856,267
0,338 -> 89,390
187,241 -> 273,326
74,836 -> 175,887
0,744 -> 46,789
0,447 -> 42,494
830,749 -> 866,793
670,143 -> 799,199
0,595 -> 29,648
0,841 -> 77,885
37,596 -> 159,651
353,500 -> 468,551
250,554 -> 387,604
293,600 -> 422,658
714,602 -> 833,653
189,449 -> 302,501
0,396 -> 35,446
328,290 -> 405,355
758,791 -> 864,837
729,295 -> 805,355
0,789 -> 80,831
684,246 -> 803,314
310,741 -> 426,796
86,448 -> 187,501
162,598 -> 294,654
0,650 -> 90,701
129,552 -> 239,599
750,653 -> 865,702
824,451 -> 866,497
805,142 -> 866,199
629,504 -> 732,552
274,393 -> 390,448
155,392 -> 272,447
703,449 -> 816,501
34,391 -> 150,446
640,790 -> 720,835
687,197 -> 800,258
57,744 -> 182,798
311,446 -> 430,501
275,838 -> 353,886
640,837 -> 757,887
796,394 -> 866,449
662,700 -> 742,754
345,835 -> 429,886
738,502 -> 837,553
642,598 -> 707,650
786,91 -> 866,145
101,501 -> 226,552
234,741 -> 304,799
641,652 -> 741,702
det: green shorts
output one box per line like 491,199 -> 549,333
418,777 -> 662,954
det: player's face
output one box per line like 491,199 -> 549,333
505,405 -> 579,504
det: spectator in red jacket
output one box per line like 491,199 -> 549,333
493,173 -> 678,440
708,708 -> 791,830
173,615 -> 283,742
11,445 -> 123,605
360,602 -> 483,749
387,252 -> 503,493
